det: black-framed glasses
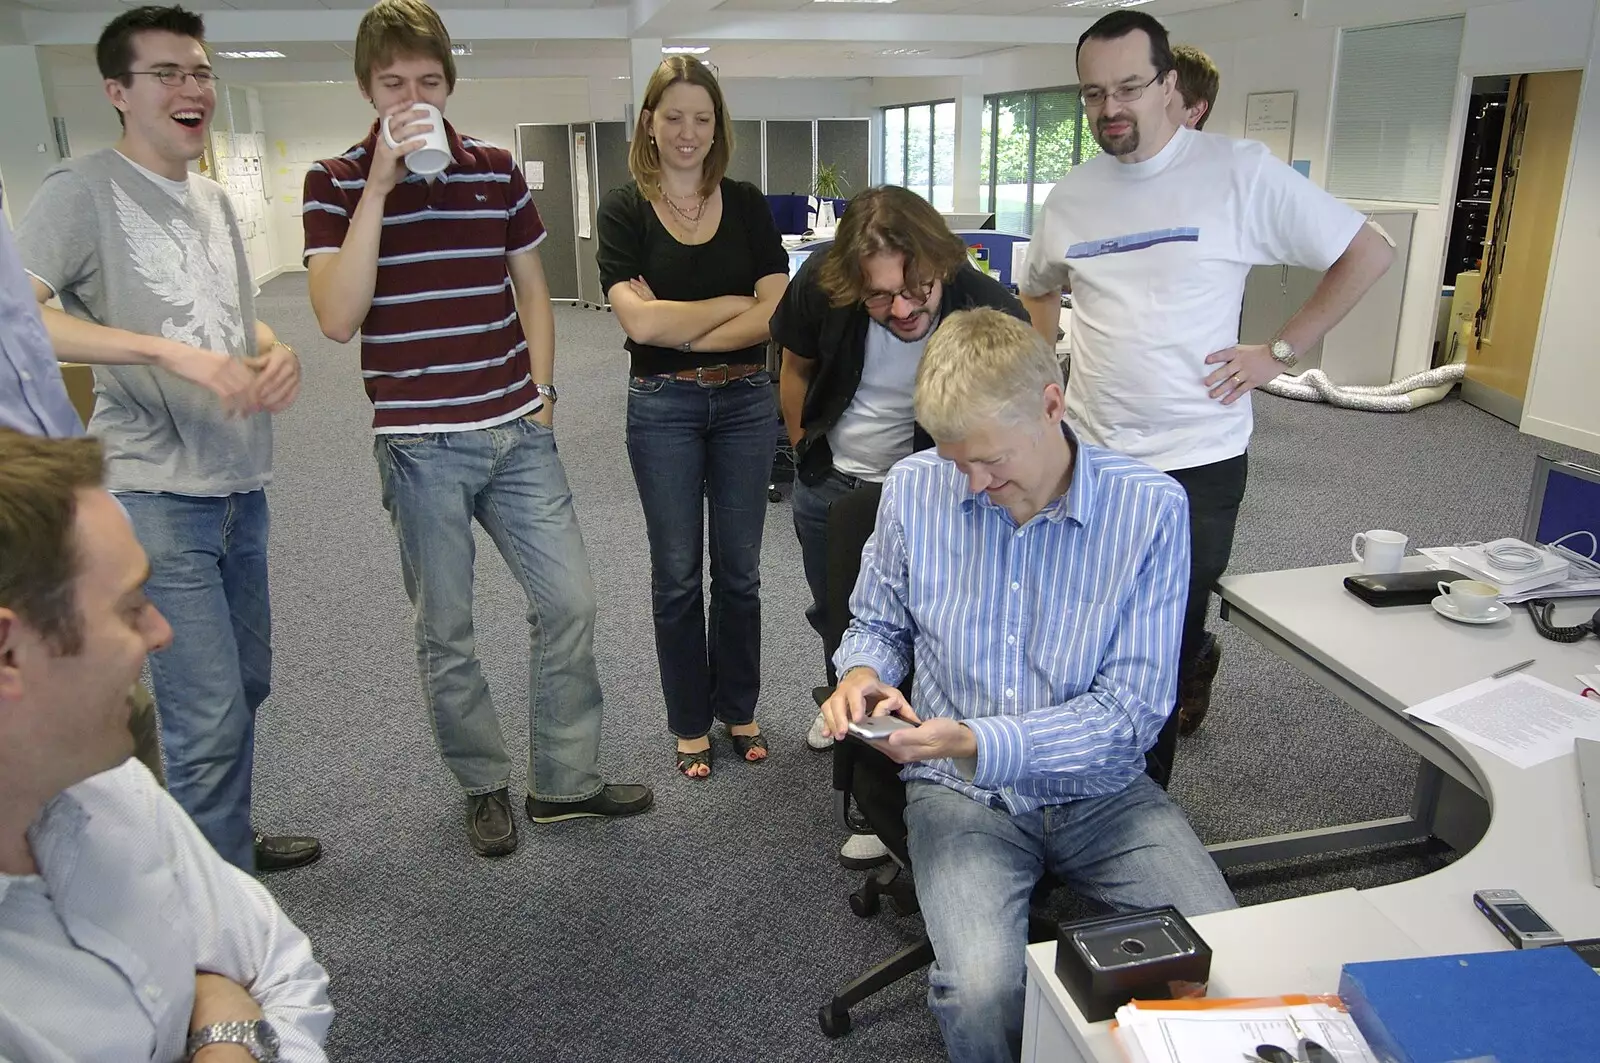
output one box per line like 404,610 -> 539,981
863,279 -> 936,312
1079,70 -> 1164,108
124,69 -> 219,88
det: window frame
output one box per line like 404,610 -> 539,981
979,84 -> 1095,234
880,97 -> 955,205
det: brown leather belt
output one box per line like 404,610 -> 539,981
653,363 -> 766,387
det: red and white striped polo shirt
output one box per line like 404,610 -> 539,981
301,120 -> 546,433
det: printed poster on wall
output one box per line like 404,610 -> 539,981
573,130 -> 591,239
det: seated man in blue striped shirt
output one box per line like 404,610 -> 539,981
819,308 -> 1235,1063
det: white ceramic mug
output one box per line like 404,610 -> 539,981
1437,578 -> 1498,617
1351,529 -> 1407,574
383,102 -> 450,176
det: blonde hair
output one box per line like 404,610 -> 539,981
627,58 -> 733,201
353,0 -> 457,94
915,309 -> 1063,442
817,185 -> 967,309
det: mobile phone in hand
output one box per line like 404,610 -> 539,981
847,716 -> 916,742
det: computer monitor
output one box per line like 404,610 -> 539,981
787,249 -> 812,276
1523,456 -> 1600,572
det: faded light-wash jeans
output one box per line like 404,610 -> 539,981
373,414 -> 604,803
905,776 -> 1236,1063
119,489 -> 271,872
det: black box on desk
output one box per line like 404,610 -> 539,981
1054,906 -> 1212,1022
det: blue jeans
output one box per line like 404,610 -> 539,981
790,468 -> 866,683
120,490 -> 270,872
905,778 -> 1236,1063
373,415 -> 604,802
625,372 -> 776,738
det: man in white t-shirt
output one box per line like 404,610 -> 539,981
1020,10 -> 1393,739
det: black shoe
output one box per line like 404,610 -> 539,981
254,831 -> 322,874
526,784 -> 654,823
467,789 -> 518,857
1178,633 -> 1223,736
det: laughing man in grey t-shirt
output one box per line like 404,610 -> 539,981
18,6 -> 320,875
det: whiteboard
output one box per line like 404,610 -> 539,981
1244,90 -> 1297,164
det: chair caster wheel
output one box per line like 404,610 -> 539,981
849,889 -> 880,918
889,893 -> 920,917
768,487 -> 781,502
819,1003 -> 852,1038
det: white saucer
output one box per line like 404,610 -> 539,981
1431,595 -> 1511,625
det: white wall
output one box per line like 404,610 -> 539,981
0,46 -> 61,214
39,51 -> 122,168
255,76 -> 872,275
1523,7 -> 1600,453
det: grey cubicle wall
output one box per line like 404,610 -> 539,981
817,119 -> 870,199
515,123 -> 578,302
765,120 -> 814,194
728,119 -> 763,188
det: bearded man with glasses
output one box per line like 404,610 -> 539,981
1020,10 -> 1394,742
770,185 -> 1028,867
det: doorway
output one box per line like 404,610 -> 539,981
1444,70 -> 1584,424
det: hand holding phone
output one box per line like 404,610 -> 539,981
847,715 -> 916,742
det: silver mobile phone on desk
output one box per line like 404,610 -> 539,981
1473,889 -> 1564,948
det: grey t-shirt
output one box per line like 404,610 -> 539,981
18,149 -> 269,495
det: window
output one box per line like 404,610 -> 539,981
977,86 -> 1098,234
1327,16 -> 1465,204
881,100 -> 954,205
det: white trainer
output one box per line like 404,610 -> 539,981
839,833 -> 891,870
807,710 -> 835,751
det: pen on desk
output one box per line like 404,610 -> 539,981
1492,658 -> 1536,679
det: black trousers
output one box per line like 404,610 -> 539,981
1165,452 -> 1250,674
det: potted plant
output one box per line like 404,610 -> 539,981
813,162 -> 848,200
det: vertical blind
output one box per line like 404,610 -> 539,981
1327,16 -> 1466,204
882,100 -> 956,208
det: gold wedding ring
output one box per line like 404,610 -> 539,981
1232,372 -> 1245,386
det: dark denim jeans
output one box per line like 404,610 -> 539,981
119,489 -> 270,872
625,371 -> 776,738
790,467 -> 866,684
373,415 -> 604,802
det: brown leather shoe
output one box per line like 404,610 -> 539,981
1177,634 -> 1222,736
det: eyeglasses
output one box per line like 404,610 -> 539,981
1079,71 -> 1164,108
125,69 -> 219,88
863,279 -> 936,312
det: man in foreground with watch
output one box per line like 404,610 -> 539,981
1020,10 -> 1392,738
0,431 -> 333,1063
303,0 -> 650,857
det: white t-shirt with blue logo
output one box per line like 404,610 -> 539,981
1021,126 -> 1365,472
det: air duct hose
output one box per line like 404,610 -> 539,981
1257,357 -> 1465,412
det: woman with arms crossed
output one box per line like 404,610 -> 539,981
597,59 -> 788,779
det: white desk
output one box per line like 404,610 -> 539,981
1022,560 -> 1600,1063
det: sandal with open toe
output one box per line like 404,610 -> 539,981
725,726 -> 769,763
675,742 -> 712,779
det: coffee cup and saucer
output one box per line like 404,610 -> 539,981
1431,579 -> 1510,625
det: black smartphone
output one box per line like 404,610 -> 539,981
1343,569 -> 1472,607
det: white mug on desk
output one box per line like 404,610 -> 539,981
1352,529 -> 1407,574
383,102 -> 450,177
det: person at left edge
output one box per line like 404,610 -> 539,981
596,57 -> 789,780
17,4 -> 321,874
303,0 -> 652,858
0,176 -> 166,786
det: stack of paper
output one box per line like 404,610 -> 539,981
1113,999 -> 1379,1063
1403,673 -> 1600,768
1418,545 -> 1600,603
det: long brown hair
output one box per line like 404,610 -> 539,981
627,57 -> 734,201
817,185 -> 968,309
0,431 -> 105,655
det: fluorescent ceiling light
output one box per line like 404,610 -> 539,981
877,48 -> 930,56
451,43 -> 472,56
662,45 -> 710,54
215,50 -> 285,59
813,0 -> 899,5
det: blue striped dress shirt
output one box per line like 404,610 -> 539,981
834,433 -> 1190,813
0,195 -> 81,439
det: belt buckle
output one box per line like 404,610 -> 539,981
695,364 -> 732,388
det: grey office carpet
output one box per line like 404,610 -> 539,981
246,273 -> 1594,1062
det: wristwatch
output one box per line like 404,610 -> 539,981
677,340 -> 693,353
535,383 -> 558,403
186,1020 -> 280,1062
1269,338 -> 1298,369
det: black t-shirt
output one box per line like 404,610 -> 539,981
596,177 -> 788,376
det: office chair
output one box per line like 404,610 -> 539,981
815,482 -> 1183,1038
